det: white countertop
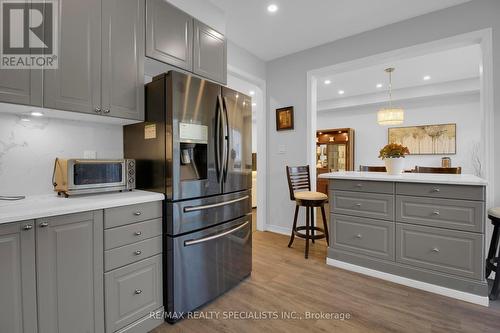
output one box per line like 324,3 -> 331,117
0,190 -> 165,225
319,171 -> 487,186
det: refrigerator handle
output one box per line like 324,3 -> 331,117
215,96 -> 223,183
222,96 -> 230,183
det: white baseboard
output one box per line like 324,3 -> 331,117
264,224 -> 290,236
326,258 -> 489,307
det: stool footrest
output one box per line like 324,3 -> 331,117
293,226 -> 327,240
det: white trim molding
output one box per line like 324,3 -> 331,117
326,258 -> 489,307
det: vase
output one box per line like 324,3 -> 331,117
384,157 -> 405,175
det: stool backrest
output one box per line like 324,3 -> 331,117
359,165 -> 386,172
286,165 -> 311,201
415,166 -> 462,174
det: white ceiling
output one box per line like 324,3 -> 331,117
209,0 -> 472,61
317,44 -> 481,102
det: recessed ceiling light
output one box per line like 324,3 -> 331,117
376,83 -> 383,88
30,111 -> 44,117
338,90 -> 345,95
267,4 -> 278,13
249,90 -> 255,96
423,75 -> 431,81
324,79 -> 331,85
252,102 -> 257,107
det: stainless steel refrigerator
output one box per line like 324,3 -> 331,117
124,71 -> 252,321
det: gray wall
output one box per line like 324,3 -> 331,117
266,0 -> 500,232
227,40 -> 267,81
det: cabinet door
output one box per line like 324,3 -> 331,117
43,0 -> 101,114
146,0 -> 193,71
102,0 -> 145,120
193,19 -> 227,84
0,221 -> 37,333
36,211 -> 104,333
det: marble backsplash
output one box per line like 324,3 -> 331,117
0,113 -> 123,196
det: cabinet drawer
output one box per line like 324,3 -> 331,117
105,218 -> 162,250
396,183 -> 485,201
330,179 -> 394,194
105,236 -> 162,271
332,214 -> 394,261
396,196 -> 484,232
331,191 -> 394,221
104,201 -> 162,229
396,224 -> 483,280
105,255 -> 162,333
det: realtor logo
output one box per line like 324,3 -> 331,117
1,0 -> 58,68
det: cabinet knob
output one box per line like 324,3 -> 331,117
103,108 -> 110,114
134,211 -> 142,216
134,250 -> 142,256
355,184 -> 363,188
134,289 -> 142,295
23,224 -> 33,231
39,222 -> 49,228
355,234 -> 363,239
433,211 -> 440,216
94,107 -> 102,113
355,203 -> 362,207
432,188 -> 440,192
134,231 -> 142,236
432,248 -> 440,253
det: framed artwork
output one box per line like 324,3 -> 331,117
388,123 -> 456,155
276,106 -> 294,131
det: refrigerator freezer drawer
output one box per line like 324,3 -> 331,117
166,190 -> 251,235
165,215 -> 252,319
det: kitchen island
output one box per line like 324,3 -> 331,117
319,171 -> 489,305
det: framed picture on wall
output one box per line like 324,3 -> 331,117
388,123 -> 456,155
276,106 -> 294,131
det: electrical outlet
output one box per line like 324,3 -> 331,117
84,150 -> 97,159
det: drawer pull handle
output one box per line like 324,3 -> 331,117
432,188 -> 440,192
355,184 -> 363,187
355,203 -> 362,207
432,248 -> 440,253
39,222 -> 49,228
134,289 -> 142,295
355,234 -> 363,239
433,211 -> 440,215
134,250 -> 142,255
134,231 -> 142,236
23,224 -> 33,231
133,211 -> 142,216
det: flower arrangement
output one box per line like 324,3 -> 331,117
378,143 -> 410,159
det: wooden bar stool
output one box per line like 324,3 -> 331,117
286,165 -> 330,259
486,208 -> 500,300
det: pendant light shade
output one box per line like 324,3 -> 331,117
378,68 -> 404,125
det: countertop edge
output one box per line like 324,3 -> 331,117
0,190 -> 165,225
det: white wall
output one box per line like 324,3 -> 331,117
0,113 -> 123,196
266,0 -> 500,233
317,93 -> 481,174
227,41 -> 267,82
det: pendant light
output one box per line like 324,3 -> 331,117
377,67 -> 404,125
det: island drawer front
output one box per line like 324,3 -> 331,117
105,218 -> 163,250
330,179 -> 394,194
332,214 -> 395,260
105,255 -> 162,333
396,224 -> 483,280
331,191 -> 394,221
104,201 -> 162,229
105,235 -> 162,272
395,183 -> 485,201
396,196 -> 484,232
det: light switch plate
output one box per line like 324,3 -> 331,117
84,150 -> 97,159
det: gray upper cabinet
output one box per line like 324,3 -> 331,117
193,19 -> 227,84
0,69 -> 42,107
146,0 -> 193,71
0,221 -> 37,333
36,211 -> 104,333
102,0 -> 145,120
43,0 -> 102,114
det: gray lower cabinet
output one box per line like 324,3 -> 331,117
102,0 -> 145,120
37,211 -> 104,333
146,0 -> 193,71
44,0 -> 102,114
0,221 -> 37,333
193,19 -> 227,84
331,190 -> 394,221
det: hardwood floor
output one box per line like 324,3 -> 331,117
152,231 -> 500,333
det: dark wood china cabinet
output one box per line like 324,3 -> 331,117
316,128 -> 355,194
